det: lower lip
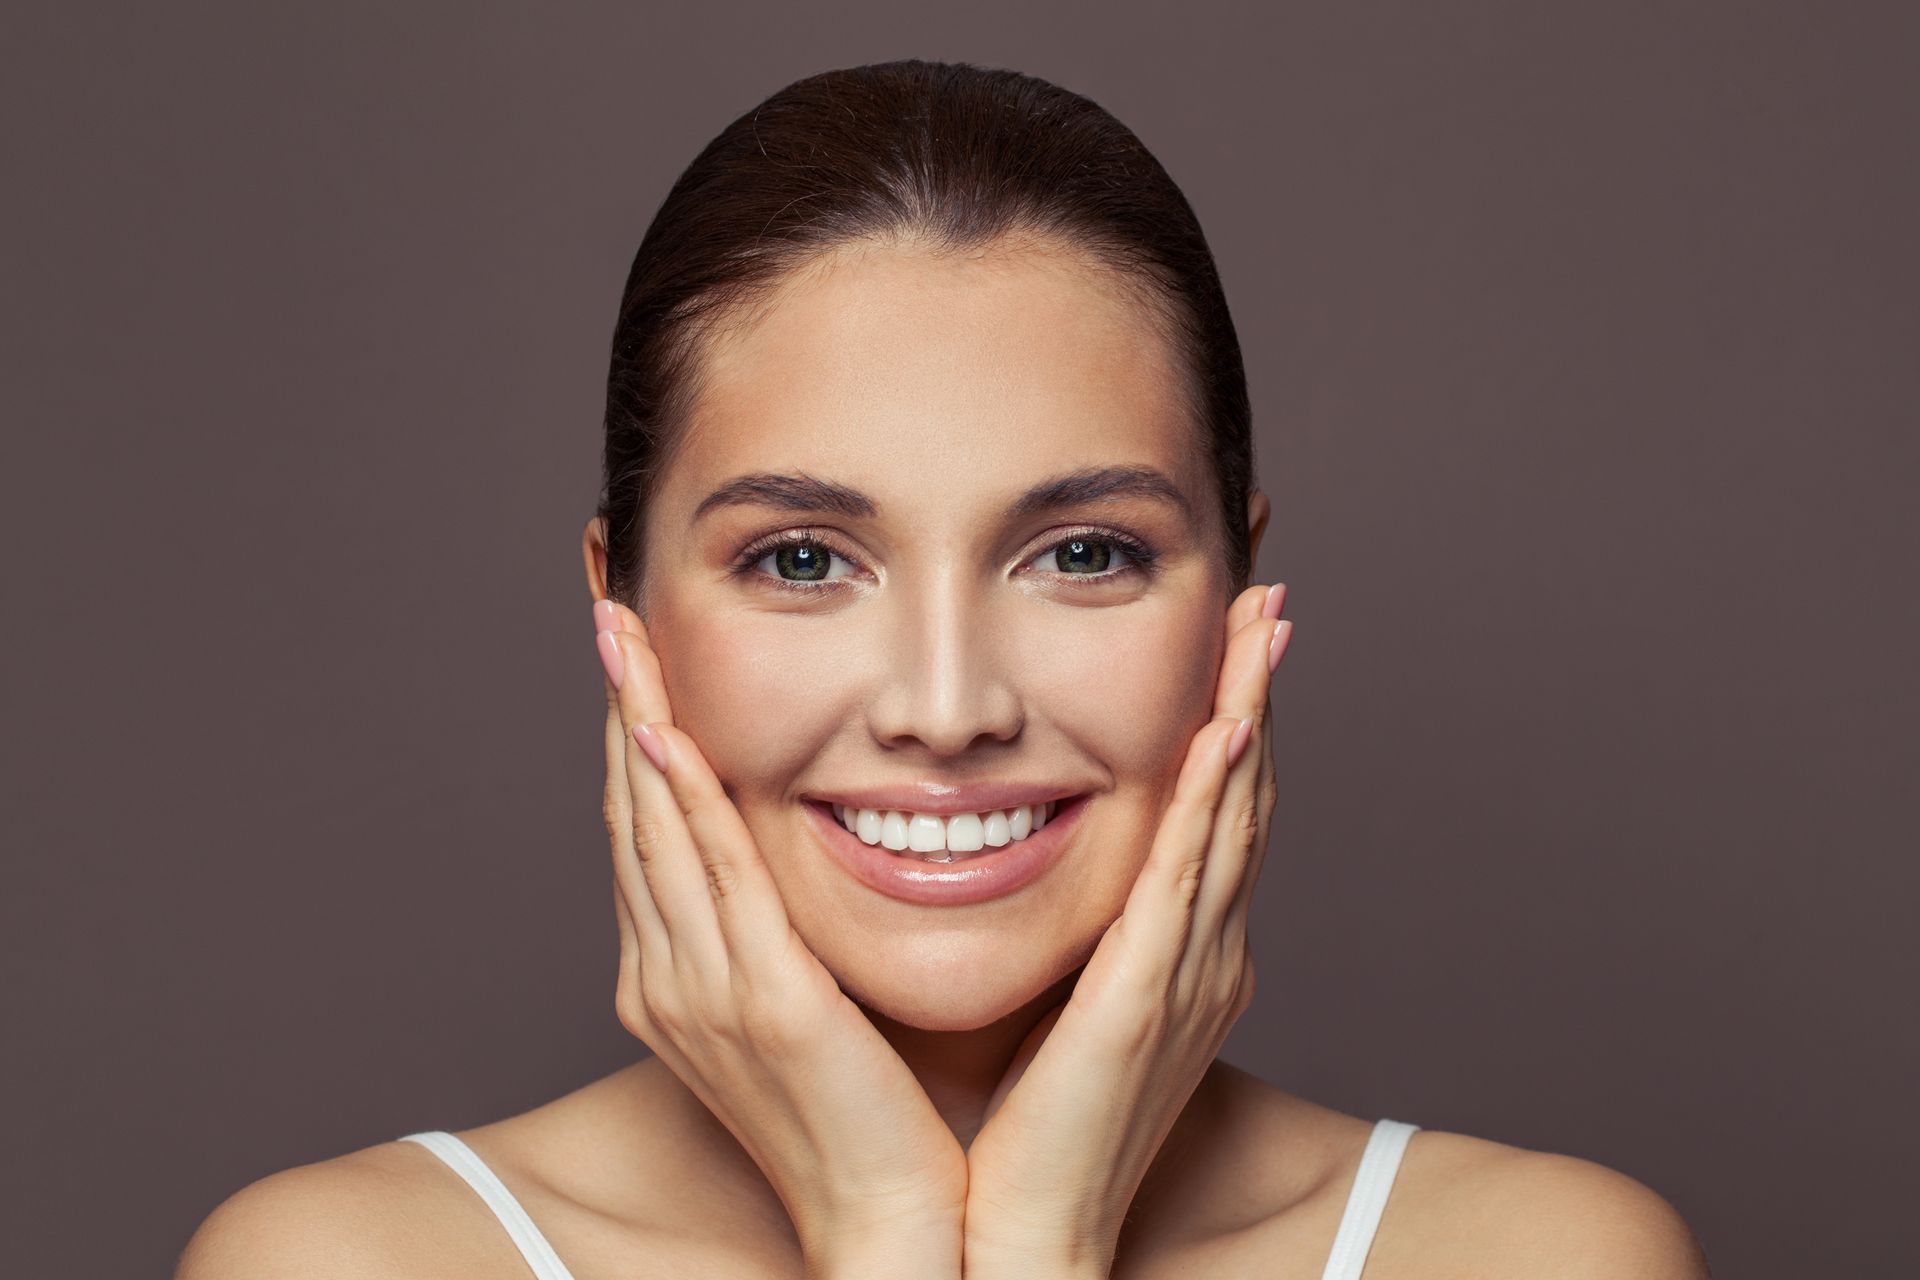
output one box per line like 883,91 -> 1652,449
802,795 -> 1088,907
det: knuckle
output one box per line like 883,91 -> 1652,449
734,986 -> 795,1047
629,815 -> 672,865
1173,855 -> 1207,910
1235,960 -> 1257,1013
1224,790 -> 1261,850
614,978 -> 654,1042
638,973 -> 684,1036
703,857 -> 740,902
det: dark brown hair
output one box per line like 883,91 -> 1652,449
597,58 -> 1254,610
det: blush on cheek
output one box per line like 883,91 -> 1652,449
1050,603 -> 1223,795
650,603 -> 856,787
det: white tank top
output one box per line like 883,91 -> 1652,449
398,1117 -> 1419,1279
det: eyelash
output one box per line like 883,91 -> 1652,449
727,525 -> 1161,594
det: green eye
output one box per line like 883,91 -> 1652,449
772,542 -> 832,581
732,530 -> 856,591
1054,538 -> 1112,574
1028,528 -> 1156,580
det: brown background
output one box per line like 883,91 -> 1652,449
4,3 -> 1915,1275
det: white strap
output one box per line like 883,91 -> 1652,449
1320,1118 -> 1420,1280
398,1131 -> 577,1280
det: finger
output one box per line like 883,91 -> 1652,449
598,598 -> 665,672
594,603 -> 671,954
1117,713 -> 1242,960
638,721 -> 791,963
1212,584 -> 1282,938
613,873 -> 636,953
1227,582 -> 1270,634
606,630 -> 729,975
612,872 -> 652,997
1192,614 -> 1286,935
604,694 -> 670,963
1225,624 -> 1290,946
596,615 -> 675,729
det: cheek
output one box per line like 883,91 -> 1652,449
1019,599 -> 1223,792
649,601 -> 853,792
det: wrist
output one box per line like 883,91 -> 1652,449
963,1230 -> 1113,1280
800,1212 -> 963,1280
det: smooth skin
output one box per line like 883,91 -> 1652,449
175,235 -> 1710,1278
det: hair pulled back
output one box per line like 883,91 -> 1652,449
597,58 -> 1254,610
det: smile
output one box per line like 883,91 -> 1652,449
800,793 -> 1089,907
827,800 -> 1059,863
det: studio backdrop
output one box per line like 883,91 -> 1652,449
4,3 -> 1914,1276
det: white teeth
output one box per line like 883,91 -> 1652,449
906,814 -> 945,853
945,813 -> 985,852
827,800 -> 1063,860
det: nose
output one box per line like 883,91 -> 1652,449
863,567 -> 1024,757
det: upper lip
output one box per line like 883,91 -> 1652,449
806,782 -> 1087,816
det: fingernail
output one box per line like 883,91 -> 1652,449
1261,583 -> 1286,620
1267,619 -> 1293,673
632,722 -> 668,772
596,629 -> 625,690
592,598 -> 620,633
1226,716 -> 1255,769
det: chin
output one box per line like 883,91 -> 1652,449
819,933 -> 1099,1032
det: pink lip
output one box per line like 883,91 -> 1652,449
802,795 -> 1088,906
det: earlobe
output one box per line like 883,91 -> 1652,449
582,517 -> 612,601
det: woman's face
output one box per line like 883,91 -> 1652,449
600,236 -> 1254,1031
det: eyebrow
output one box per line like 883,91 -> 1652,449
690,464 -> 1194,526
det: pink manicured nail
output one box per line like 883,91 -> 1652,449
632,722 -> 668,772
596,629 -> 625,690
592,598 -> 620,633
1261,583 -> 1286,620
1267,619 -> 1293,673
1226,716 -> 1255,769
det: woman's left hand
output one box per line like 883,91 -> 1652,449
961,582 -> 1289,1279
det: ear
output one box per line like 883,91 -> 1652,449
582,516 -> 612,601
1244,488 -> 1272,567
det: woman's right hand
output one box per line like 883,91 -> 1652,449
591,598 -> 966,1279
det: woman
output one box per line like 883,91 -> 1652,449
179,59 -> 1709,1278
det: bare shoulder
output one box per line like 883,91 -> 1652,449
172,1136 -> 518,1280
1170,1067 -> 1710,1278
174,1061 -> 672,1280
1375,1127 -> 1713,1279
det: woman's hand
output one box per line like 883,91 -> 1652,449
591,598 -> 967,1280
959,583 -> 1290,1279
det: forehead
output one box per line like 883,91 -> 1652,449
659,237 -> 1203,519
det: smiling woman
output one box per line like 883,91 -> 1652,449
176,58 -> 1709,1280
